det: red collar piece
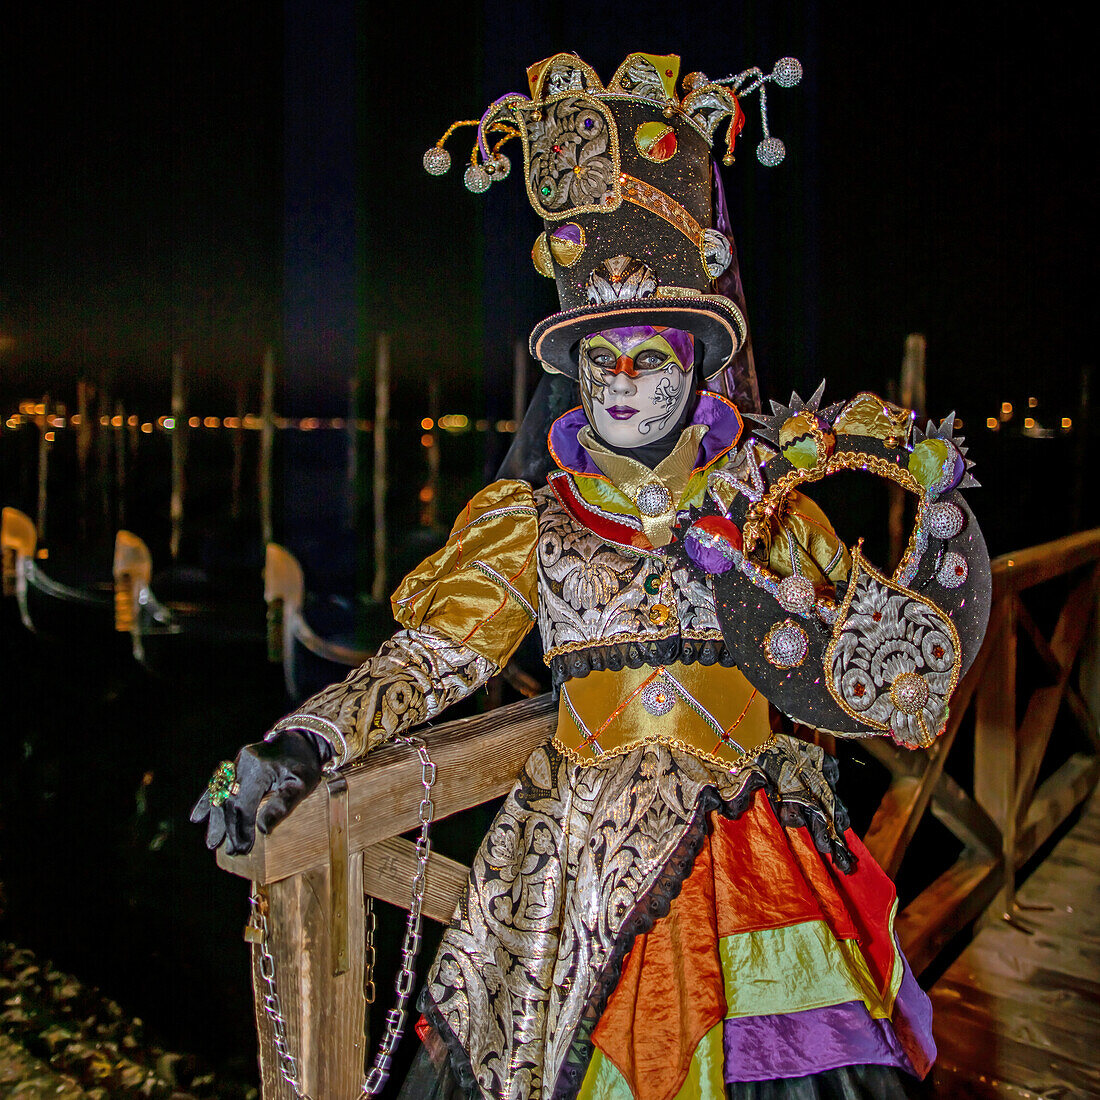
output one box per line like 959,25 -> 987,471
547,471 -> 658,551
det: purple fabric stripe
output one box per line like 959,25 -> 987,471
723,955 -> 936,1083
549,393 -> 742,477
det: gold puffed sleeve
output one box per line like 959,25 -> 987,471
270,479 -> 540,766
765,491 -> 850,588
391,478 -> 540,669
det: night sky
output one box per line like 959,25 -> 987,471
1,3 -> 1094,431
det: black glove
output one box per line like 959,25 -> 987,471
191,730 -> 332,855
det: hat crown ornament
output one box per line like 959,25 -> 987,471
424,52 -> 801,400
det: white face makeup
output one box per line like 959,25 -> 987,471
579,327 -> 695,449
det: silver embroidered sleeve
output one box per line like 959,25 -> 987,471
269,627 -> 497,766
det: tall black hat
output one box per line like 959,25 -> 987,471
425,51 -> 801,410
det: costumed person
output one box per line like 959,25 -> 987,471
194,52 -> 991,1100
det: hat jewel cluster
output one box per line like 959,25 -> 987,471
424,52 -> 801,380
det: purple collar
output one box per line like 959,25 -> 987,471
548,391 -> 744,478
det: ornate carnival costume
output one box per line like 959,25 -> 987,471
197,51 -> 990,1100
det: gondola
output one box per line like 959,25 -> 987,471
113,528 -> 268,678
264,541 -> 544,705
264,542 -> 394,702
2,506 -> 119,644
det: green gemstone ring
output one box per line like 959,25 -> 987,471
207,760 -> 239,807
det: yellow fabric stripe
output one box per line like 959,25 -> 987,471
719,919 -> 895,1021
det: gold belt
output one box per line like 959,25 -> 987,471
555,662 -> 774,765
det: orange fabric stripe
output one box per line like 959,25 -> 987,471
591,826 -> 726,1100
592,790 -> 902,1100
711,797 -> 859,939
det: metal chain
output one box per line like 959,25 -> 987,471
364,896 -> 376,1004
362,733 -> 436,1095
250,884 -> 311,1099
249,734 -> 437,1100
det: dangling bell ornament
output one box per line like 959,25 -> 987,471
423,146 -> 451,176
488,153 -> 511,181
771,57 -> 803,88
464,164 -> 492,193
756,137 -> 786,167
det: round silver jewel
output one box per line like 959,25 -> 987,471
765,620 -> 808,668
423,147 -> 451,176
926,501 -> 964,540
772,57 -> 803,88
775,574 -> 816,614
641,680 -> 675,717
636,483 -> 673,517
488,153 -> 511,180
890,671 -> 929,716
464,164 -> 492,193
756,137 -> 786,167
936,551 -> 968,588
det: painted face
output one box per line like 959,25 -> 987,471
579,326 -> 695,449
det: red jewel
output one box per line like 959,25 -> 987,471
853,682 -> 866,698
665,69 -> 673,77
955,565 -> 965,575
872,611 -> 882,622
933,645 -> 944,659
553,144 -> 562,153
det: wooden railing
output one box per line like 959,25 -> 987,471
218,528 -> 1100,1099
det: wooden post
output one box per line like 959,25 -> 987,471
371,334 -> 390,604
513,338 -> 527,433
231,377 -> 246,521
251,775 -> 367,1099
260,347 -> 276,548
974,591 -> 1018,919
114,400 -> 127,528
423,377 -> 440,529
170,353 -> 187,562
346,375 -> 359,531
35,394 -> 50,542
888,334 -> 925,570
251,853 -> 367,1099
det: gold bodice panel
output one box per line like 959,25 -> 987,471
555,661 -> 774,766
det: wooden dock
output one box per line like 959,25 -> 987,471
930,785 -> 1100,1098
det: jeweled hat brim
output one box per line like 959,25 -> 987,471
529,293 -> 746,380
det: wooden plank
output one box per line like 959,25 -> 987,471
934,966 -> 1100,1029
1014,752 -> 1100,866
929,1062 -> 1047,1099
860,621 -> 998,878
931,1007 -> 1100,1096
219,693 -> 558,884
990,528 -> 1100,597
252,855 -> 367,1100
930,771 -> 1001,857
362,837 -> 470,925
974,594 -> 1018,917
930,982 -> 1100,1068
1014,566 -> 1100,824
949,944 -> 1100,1008
1064,683 -> 1100,752
895,854 -> 1000,976
1014,596 -> 1065,681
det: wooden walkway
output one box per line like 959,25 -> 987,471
930,785 -> 1100,1098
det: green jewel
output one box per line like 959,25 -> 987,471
208,760 -> 236,807
540,185 -> 552,196
643,573 -> 662,595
